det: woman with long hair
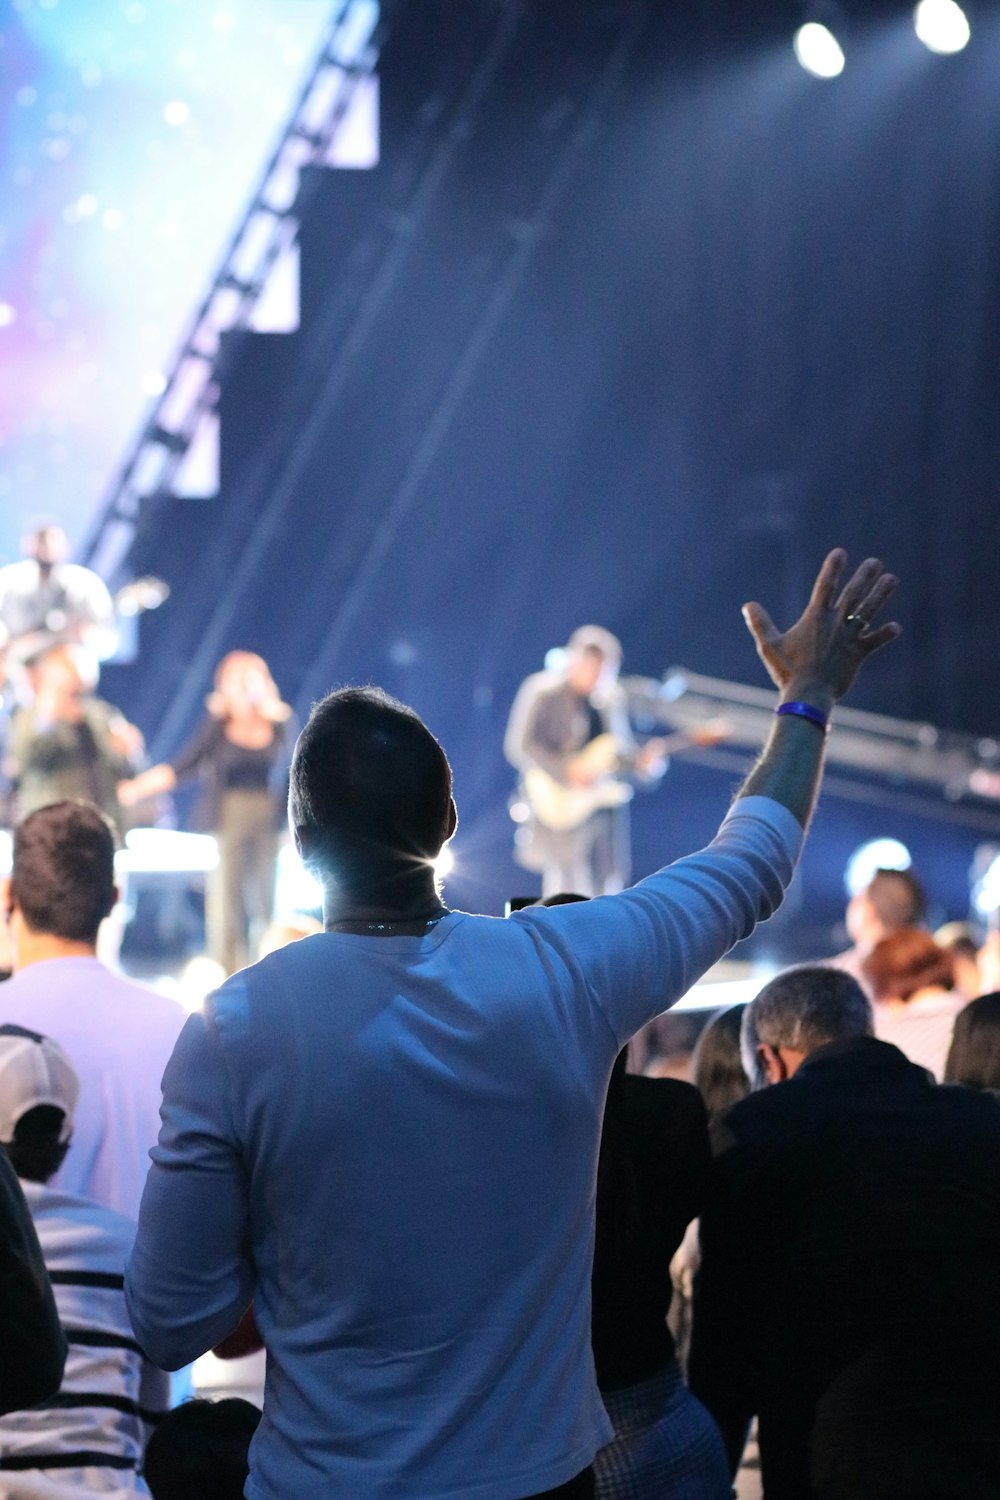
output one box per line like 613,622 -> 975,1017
944,992 -> 1000,1092
119,651 -> 293,973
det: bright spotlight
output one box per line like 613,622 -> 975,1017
794,22 -> 846,78
844,838 -> 912,897
973,852 -> 1000,917
274,843 -> 323,915
914,0 -> 970,54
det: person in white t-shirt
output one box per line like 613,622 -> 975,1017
0,523 -> 116,677
0,1024 -> 169,1497
0,800 -> 185,1220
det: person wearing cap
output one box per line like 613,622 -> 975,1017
504,626 -> 665,897
0,1024 -> 169,1494
0,800 -> 185,1220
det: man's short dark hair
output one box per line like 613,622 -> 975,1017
866,868 -> 926,929
289,687 -> 453,889
11,801 -> 117,944
143,1398 -> 261,1500
743,966 -> 873,1070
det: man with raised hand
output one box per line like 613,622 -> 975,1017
126,552 -> 899,1500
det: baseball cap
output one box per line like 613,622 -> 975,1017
0,1025 -> 79,1146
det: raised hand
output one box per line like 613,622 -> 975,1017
742,549 -> 900,710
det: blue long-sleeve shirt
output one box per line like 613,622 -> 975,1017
126,795 -> 801,1500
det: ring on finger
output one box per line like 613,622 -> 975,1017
845,613 -> 867,629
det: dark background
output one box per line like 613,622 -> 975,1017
105,0 -> 1000,955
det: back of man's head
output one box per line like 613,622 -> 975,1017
743,966 -> 874,1081
865,867 -> 926,932
11,801 -> 117,945
289,687 -> 453,888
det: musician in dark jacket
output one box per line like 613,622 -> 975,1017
504,627 -> 662,896
689,965 -> 1000,1500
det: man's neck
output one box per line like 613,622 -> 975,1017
14,932 -> 98,972
323,874 -> 447,931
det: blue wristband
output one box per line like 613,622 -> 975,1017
776,700 -> 829,733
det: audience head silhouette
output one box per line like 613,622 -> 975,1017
944,991 -> 1000,1091
143,1398 -> 261,1500
862,927 -> 955,1004
744,966 -> 873,1086
289,687 -> 456,905
691,1003 -> 750,1116
846,866 -> 926,951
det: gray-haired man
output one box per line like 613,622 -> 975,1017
690,966 -> 1000,1500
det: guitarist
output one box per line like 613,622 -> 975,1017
505,626 -> 665,898
0,523 -> 116,692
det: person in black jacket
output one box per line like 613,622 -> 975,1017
592,1049 -> 731,1499
689,965 -> 1000,1500
0,1149 -> 65,1417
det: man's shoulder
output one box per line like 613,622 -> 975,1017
1,959 -> 185,1032
514,670 -> 567,703
60,561 -> 110,596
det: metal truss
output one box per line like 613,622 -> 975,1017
81,0 -> 381,582
624,668 -> 1000,810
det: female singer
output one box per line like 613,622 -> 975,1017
119,651 -> 293,974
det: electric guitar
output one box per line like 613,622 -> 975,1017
522,723 -> 729,831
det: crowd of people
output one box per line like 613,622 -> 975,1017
2,550 -> 1000,1500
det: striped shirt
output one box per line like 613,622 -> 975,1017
873,990 -> 967,1081
0,1182 -> 169,1494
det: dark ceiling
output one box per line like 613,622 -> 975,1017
109,0 -> 1000,947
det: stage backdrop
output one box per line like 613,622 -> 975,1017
106,0 -> 1000,955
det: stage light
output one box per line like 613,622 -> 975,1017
274,843 -> 323,915
117,827 -> 219,874
973,852 -> 1000,917
844,838 -> 912,897
176,956 -> 227,1013
794,21 -> 846,78
914,0 -> 970,53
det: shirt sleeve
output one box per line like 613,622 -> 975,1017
125,1009 -> 254,1371
515,796 -> 802,1046
0,1153 -> 66,1415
